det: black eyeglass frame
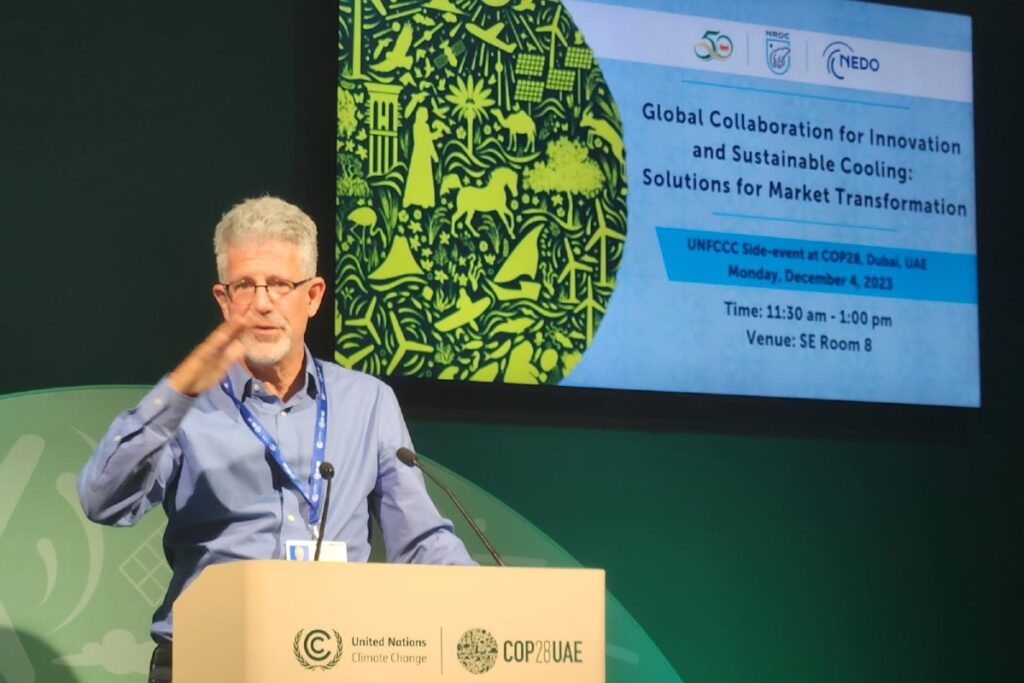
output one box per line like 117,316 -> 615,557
218,277 -> 315,302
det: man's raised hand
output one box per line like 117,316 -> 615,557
167,317 -> 248,397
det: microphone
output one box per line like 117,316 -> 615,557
313,461 -> 335,561
396,447 -> 505,567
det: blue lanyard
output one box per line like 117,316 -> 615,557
220,359 -> 329,525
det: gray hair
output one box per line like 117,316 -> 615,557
213,196 -> 318,281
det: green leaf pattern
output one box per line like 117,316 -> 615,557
336,0 -> 627,384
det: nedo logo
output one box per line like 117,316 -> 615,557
457,628 -> 499,674
293,628 -> 344,671
823,41 -> 880,80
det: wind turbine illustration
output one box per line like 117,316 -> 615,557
573,278 -> 605,345
584,200 -> 625,286
558,237 -> 594,303
386,310 -> 434,375
536,6 -> 568,72
344,296 -> 381,345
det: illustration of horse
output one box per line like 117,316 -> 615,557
446,167 -> 518,236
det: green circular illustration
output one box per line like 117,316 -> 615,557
456,627 -> 498,674
335,0 -> 627,384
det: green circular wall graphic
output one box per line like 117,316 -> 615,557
335,0 -> 628,384
0,387 -> 682,682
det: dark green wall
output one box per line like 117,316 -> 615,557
2,1 -> 1020,681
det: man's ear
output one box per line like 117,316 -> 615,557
306,277 -> 327,317
213,284 -> 231,321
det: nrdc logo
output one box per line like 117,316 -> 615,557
823,41 -> 880,80
766,31 -> 791,75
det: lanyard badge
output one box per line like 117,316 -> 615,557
221,359 -> 329,525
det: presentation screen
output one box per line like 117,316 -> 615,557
335,0 -> 979,408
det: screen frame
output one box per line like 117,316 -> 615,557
314,0 -> 983,437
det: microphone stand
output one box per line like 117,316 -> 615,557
397,448 -> 506,567
313,461 -> 335,561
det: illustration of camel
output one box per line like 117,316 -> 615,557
581,111 -> 624,165
492,109 -> 536,151
446,167 -> 518,236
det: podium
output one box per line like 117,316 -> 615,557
174,561 -> 605,682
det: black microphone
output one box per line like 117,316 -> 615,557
396,447 -> 505,567
313,461 -> 335,561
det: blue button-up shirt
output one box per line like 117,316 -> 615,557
77,350 -> 473,642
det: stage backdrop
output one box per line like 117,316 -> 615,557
1,1 -> 1021,682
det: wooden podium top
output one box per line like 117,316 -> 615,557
174,561 -> 605,682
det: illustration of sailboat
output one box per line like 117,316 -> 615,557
487,227 -> 542,301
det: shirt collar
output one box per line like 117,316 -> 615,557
223,346 -> 319,403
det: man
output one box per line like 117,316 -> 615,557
77,196 -> 473,683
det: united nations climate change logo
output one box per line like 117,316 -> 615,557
293,628 -> 344,671
457,628 -> 498,674
335,0 -> 627,385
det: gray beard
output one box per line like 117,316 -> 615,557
243,336 -> 291,367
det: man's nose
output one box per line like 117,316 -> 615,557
252,285 -> 276,311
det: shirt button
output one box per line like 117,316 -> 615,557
280,410 -> 287,417
154,398 -> 164,407
287,515 -> 296,522
113,435 -> 122,443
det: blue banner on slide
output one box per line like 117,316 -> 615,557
657,227 -> 977,304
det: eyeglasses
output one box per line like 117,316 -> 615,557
220,277 -> 313,305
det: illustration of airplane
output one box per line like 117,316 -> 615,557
466,22 -> 515,53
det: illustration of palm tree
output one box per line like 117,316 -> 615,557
445,75 -> 495,160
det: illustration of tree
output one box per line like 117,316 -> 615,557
523,137 -> 604,229
338,86 -> 357,138
445,75 -> 495,160
337,153 -> 369,197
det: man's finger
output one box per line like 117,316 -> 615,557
205,316 -> 249,351
224,339 -> 247,367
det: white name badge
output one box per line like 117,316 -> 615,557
285,539 -> 348,563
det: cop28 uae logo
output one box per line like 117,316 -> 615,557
293,629 -> 344,671
335,0 -> 628,386
457,628 -> 498,674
